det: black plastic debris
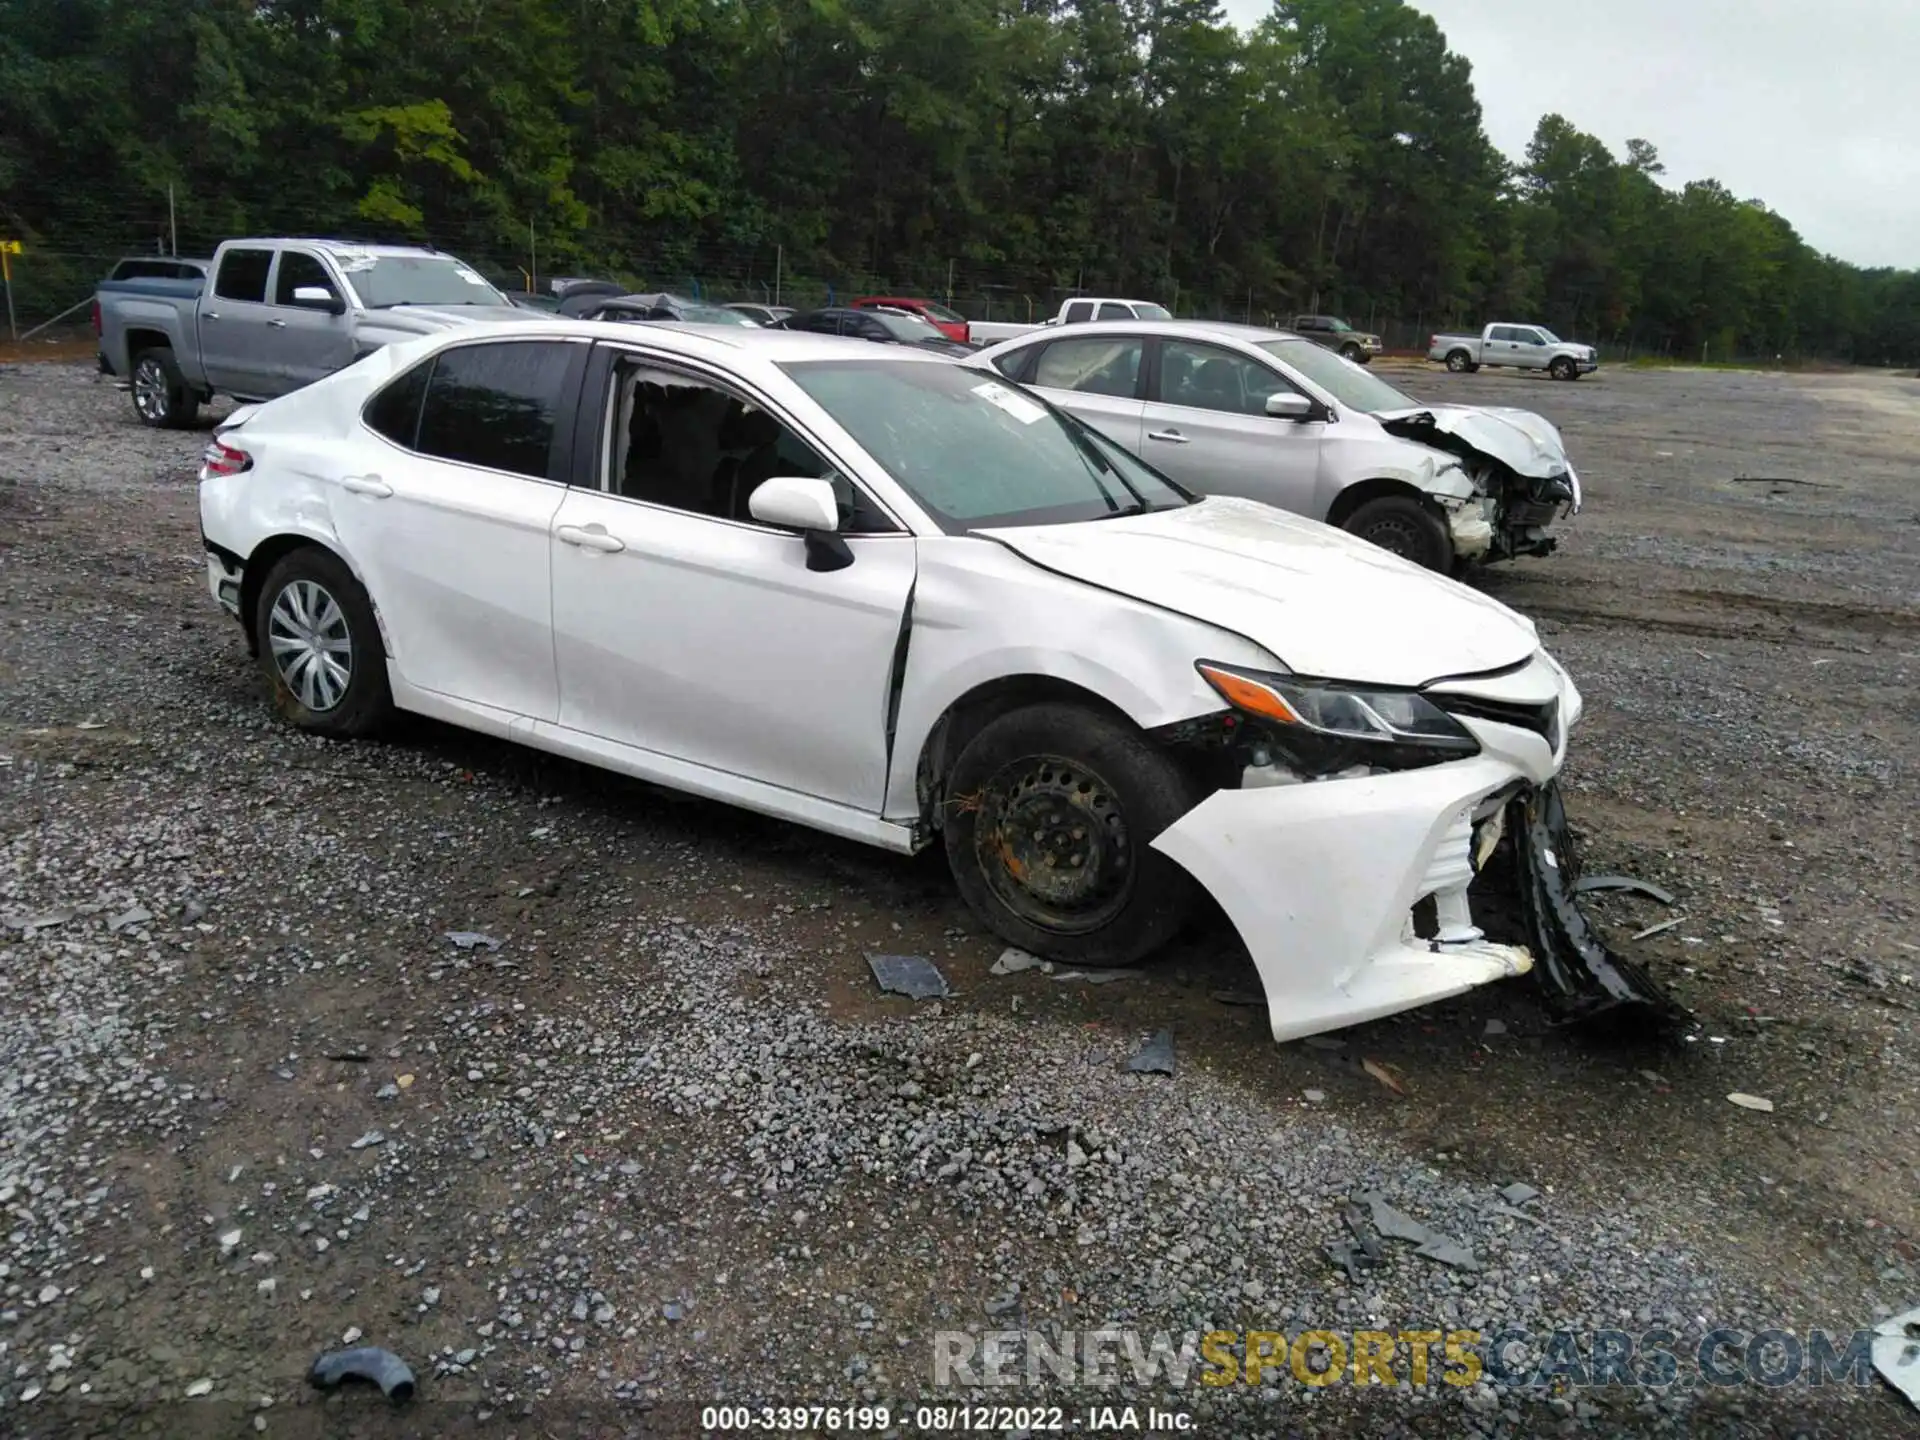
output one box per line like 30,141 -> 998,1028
1326,1201 -> 1386,1281
866,953 -> 949,1000
1357,1190 -> 1483,1271
1574,873 -> 1677,907
308,1346 -> 416,1404
1512,781 -> 1688,1031
1125,1030 -> 1176,1075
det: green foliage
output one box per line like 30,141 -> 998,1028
0,0 -> 1912,360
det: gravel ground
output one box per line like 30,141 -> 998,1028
1,358 -> 1916,1438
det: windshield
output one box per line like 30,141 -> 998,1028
920,301 -> 966,324
873,312 -> 949,343
1534,327 -> 1561,343
333,253 -> 513,309
1258,338 -> 1418,413
1323,317 -> 1353,332
1134,303 -> 1173,321
781,358 -> 1190,531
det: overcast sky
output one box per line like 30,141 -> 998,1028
1218,0 -> 1916,269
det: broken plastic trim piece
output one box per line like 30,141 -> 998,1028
308,1346 -> 417,1404
1512,780 -> 1687,1030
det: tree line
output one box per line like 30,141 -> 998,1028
2,0 -> 1914,362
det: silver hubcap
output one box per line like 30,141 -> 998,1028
268,580 -> 352,712
133,359 -> 168,421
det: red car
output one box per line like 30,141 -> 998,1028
850,295 -> 970,345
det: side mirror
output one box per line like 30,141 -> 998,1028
1264,391 -> 1315,421
292,286 -> 345,316
748,476 -> 852,572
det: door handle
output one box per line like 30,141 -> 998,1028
340,474 -> 392,497
1146,429 -> 1190,445
267,318 -> 287,329
556,524 -> 625,554
204,312 -> 221,322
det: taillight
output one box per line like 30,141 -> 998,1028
200,438 -> 252,479
91,300 -> 102,336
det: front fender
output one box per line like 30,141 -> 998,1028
882,538 -> 1272,822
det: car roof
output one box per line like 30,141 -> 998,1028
228,240 -> 451,259
978,318 -> 1302,349
408,316 -> 958,365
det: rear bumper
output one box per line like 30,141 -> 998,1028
204,547 -> 244,620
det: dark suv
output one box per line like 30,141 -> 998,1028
1291,315 -> 1383,365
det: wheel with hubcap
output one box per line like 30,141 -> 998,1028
253,547 -> 392,738
1341,342 -> 1365,364
1342,493 -> 1453,572
1445,349 -> 1472,373
942,703 -> 1203,967
130,348 -> 199,430
1549,355 -> 1576,381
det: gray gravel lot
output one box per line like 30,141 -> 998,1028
1,357 -> 1916,1437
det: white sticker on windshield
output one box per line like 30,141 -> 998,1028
970,380 -> 1046,425
455,267 -> 487,285
336,255 -> 378,273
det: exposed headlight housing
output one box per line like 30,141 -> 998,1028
1195,661 -> 1481,774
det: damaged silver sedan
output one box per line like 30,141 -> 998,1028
971,320 -> 1580,573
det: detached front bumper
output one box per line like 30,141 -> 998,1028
1150,662 -> 1678,1043
1152,754 -> 1534,1042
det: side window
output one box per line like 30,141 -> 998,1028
274,252 -> 337,306
1062,301 -> 1095,324
415,341 -> 574,480
1157,341 -> 1292,418
213,248 -> 273,303
1095,302 -> 1131,321
1031,336 -> 1143,399
364,359 -> 433,449
1493,326 -> 1520,343
605,361 -> 898,533
989,345 -> 1037,382
1520,329 -> 1545,346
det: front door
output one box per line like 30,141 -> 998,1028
1018,333 -> 1147,454
1138,338 -> 1325,516
266,250 -> 356,390
328,337 -> 589,720
548,350 -> 915,810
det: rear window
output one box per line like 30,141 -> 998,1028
214,249 -> 273,303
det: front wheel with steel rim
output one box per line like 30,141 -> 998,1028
1549,356 -> 1576,381
942,702 -> 1203,967
130,348 -> 198,430
253,547 -> 392,738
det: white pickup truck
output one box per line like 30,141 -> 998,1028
1427,323 -> 1598,380
969,297 -> 1172,346
95,237 -> 542,427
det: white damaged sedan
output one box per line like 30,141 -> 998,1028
199,320 -> 1662,1042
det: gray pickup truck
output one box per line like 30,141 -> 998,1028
1427,323 -> 1598,380
96,238 -> 539,427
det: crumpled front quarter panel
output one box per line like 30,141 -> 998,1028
882,537 -> 1273,822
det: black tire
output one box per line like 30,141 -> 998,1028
130,347 -> 199,429
943,702 -> 1203,967
252,547 -> 393,739
1342,493 -> 1453,572
1445,349 -> 1472,373
1340,342 -> 1365,364
1549,356 -> 1575,381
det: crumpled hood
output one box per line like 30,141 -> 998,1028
354,306 -> 551,342
978,496 -> 1540,687
1374,403 -> 1571,481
